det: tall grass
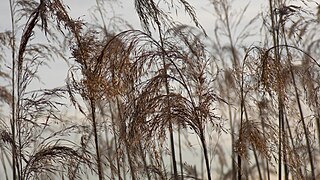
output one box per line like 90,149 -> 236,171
0,0 -> 319,179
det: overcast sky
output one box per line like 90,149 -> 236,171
0,0 -> 260,89
1,0 -> 318,99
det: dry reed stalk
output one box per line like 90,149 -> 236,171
9,0 -> 17,179
280,11 -> 316,179
267,1 -> 285,179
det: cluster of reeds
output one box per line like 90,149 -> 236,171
212,0 -> 320,179
0,0 -> 320,179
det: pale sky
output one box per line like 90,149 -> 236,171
1,0 -> 269,88
1,0 -> 265,89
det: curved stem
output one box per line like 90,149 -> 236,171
9,0 -> 17,179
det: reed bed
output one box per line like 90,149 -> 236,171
0,0 -> 319,179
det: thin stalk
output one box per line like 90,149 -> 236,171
277,39 -> 283,180
316,109 -> 320,150
266,149 -> 270,180
243,103 -> 262,180
16,2 -> 45,179
70,129 -> 94,179
222,3 -> 239,69
268,1 -> 284,179
17,80 -> 22,180
148,152 -> 158,180
282,110 -> 288,180
227,93 -> 236,180
194,165 -> 198,179
238,58 -> 246,180
284,115 -> 303,178
197,83 -> 212,179
109,103 -> 121,179
90,99 -> 103,180
95,0 -> 108,36
160,148 -> 168,179
178,125 -> 184,180
221,2 -> 245,179
281,24 -> 316,180
280,24 -> 291,180
292,68 -> 316,179
9,0 -> 17,179
116,98 -> 135,180
237,155 -> 241,180
199,130 -> 211,180
253,147 -> 263,180
157,24 -> 178,180
277,80 -> 284,180
104,124 -> 114,179
259,105 -> 270,180
169,124 -> 178,179
222,7 -> 239,178
125,141 -> 135,180
122,155 -> 126,180
139,141 -> 151,180
284,119 -> 291,180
